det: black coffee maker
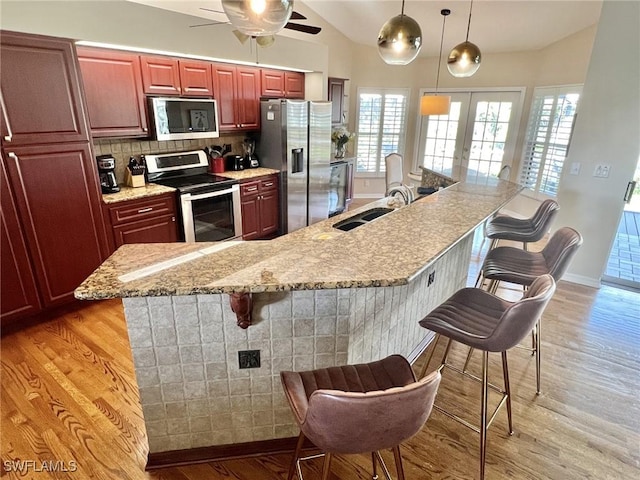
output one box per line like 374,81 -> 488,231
96,154 -> 120,194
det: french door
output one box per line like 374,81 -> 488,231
416,90 -> 523,184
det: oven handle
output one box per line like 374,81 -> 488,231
182,184 -> 239,202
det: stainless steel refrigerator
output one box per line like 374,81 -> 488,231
257,99 -> 332,234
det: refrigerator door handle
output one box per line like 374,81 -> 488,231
291,148 -> 304,174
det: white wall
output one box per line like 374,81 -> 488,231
555,0 -> 640,286
347,26 -> 596,197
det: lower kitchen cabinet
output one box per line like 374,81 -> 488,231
104,193 -> 178,250
240,175 -> 279,240
1,158 -> 42,325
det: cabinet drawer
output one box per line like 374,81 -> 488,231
260,177 -> 278,191
109,195 -> 176,226
240,181 -> 260,197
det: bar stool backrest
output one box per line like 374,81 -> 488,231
486,274 -> 556,352
303,370 -> 441,454
541,227 -> 583,281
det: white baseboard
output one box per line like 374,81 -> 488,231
561,273 -> 601,289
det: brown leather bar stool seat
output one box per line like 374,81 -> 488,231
418,275 -> 556,480
280,355 -> 441,480
474,226 -> 583,393
485,199 -> 560,251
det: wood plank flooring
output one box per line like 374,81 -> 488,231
2,232 -> 639,479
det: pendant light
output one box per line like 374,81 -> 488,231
447,0 -> 481,77
421,9 -> 452,116
221,0 -> 293,36
377,0 -> 423,65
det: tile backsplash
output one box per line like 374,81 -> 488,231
94,134 -> 249,184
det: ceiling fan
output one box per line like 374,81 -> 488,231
191,5 -> 321,48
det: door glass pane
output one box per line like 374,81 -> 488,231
421,101 -> 462,177
192,195 -> 235,241
466,100 -> 513,185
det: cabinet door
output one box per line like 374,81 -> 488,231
212,64 -> 239,131
77,48 -> 149,137
140,55 -> 181,96
260,69 -> 285,98
328,78 -> 345,125
285,72 -> 305,99
0,32 -> 89,145
4,143 -> 109,308
1,156 -> 41,324
236,67 -> 261,130
113,214 -> 177,247
259,184 -> 279,236
240,181 -> 260,240
179,60 -> 213,97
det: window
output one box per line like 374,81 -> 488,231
355,88 -> 409,175
416,90 -> 523,185
519,85 -> 582,196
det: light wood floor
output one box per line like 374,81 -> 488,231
2,233 -> 639,479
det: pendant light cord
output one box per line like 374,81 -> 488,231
400,0 -> 405,17
435,10 -> 448,94
465,0 -> 474,42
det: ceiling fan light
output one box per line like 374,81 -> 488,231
377,14 -> 422,65
232,29 -> 250,44
222,0 -> 293,36
447,41 -> 482,77
255,34 -> 275,47
421,95 -> 451,116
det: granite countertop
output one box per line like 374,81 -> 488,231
101,168 -> 279,204
77,180 -> 522,300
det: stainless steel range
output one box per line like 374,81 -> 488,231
145,150 -> 242,242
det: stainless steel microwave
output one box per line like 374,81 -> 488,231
149,97 -> 220,141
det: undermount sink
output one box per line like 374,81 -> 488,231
333,207 -> 394,232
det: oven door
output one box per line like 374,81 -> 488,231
180,185 -> 242,242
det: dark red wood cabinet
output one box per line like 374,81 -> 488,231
179,60 -> 214,97
260,69 -> 305,99
240,175 -> 279,240
140,55 -> 181,96
103,194 -> 178,251
0,157 -> 41,324
212,64 -> 261,131
77,47 -> 149,137
1,31 -> 109,326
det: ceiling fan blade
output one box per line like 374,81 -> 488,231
189,21 -> 228,28
199,7 -> 224,14
290,11 -> 306,20
284,23 -> 322,35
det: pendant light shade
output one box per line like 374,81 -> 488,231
377,0 -> 422,65
447,0 -> 481,77
222,0 -> 293,36
421,9 -> 452,116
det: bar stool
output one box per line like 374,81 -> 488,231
280,355 -> 441,480
471,226 -> 583,393
418,275 -> 556,480
485,198 -> 560,252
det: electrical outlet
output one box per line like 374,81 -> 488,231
593,164 -> 611,178
364,179 -> 370,187
570,162 -> 581,175
428,271 -> 436,286
238,350 -> 260,369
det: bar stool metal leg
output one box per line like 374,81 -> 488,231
419,333 -> 441,379
289,433 -> 305,480
392,445 -> 406,480
321,453 -> 332,480
480,351 -> 489,480
536,319 -> 542,394
501,352 -> 514,434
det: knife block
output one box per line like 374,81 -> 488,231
125,168 -> 145,188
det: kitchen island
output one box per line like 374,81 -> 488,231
75,179 -> 521,468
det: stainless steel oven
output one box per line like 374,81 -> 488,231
180,183 -> 242,242
145,150 -> 242,242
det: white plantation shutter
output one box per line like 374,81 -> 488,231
520,86 -> 581,196
355,89 -> 409,174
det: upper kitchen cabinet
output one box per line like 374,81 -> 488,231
0,32 -> 89,146
140,55 -> 213,97
77,47 -> 149,138
284,71 -> 305,99
328,77 -> 346,125
140,55 -> 181,96
179,60 -> 214,97
212,64 -> 260,132
260,69 -> 305,99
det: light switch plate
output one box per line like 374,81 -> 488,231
570,162 -> 581,175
